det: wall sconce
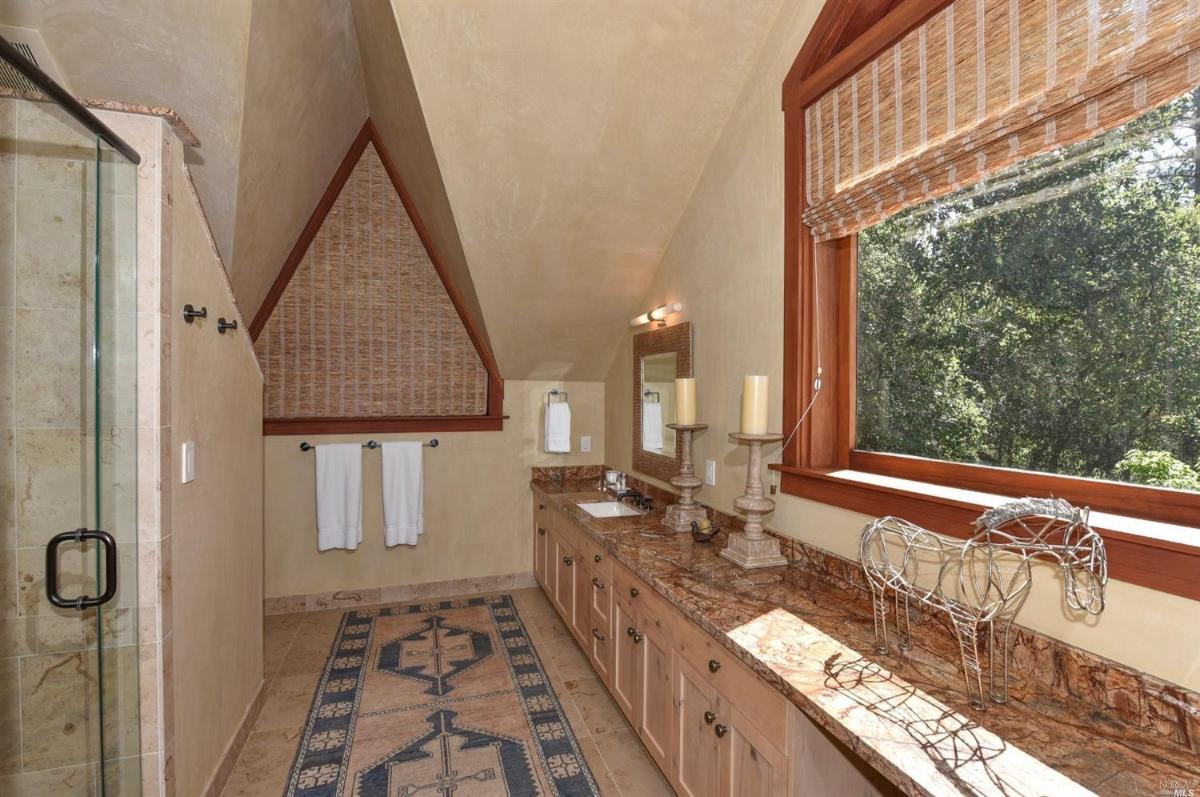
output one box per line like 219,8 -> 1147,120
630,302 -> 683,328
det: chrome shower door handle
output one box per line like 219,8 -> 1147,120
46,528 -> 118,611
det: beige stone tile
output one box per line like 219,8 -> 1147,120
219,727 -> 301,797
0,99 -> 14,188
15,308 -> 85,427
14,101 -> 92,193
0,656 -> 19,774
276,631 -> 333,676
103,753 -> 145,797
36,611 -> 87,653
0,312 -> 13,432
0,761 -> 93,796
15,427 -> 86,548
544,634 -> 598,681
0,614 -> 36,656
18,649 -> 97,771
592,728 -> 673,796
262,625 -> 297,680
17,544 -> 87,618
577,735 -> 621,796
13,185 -> 86,310
563,677 -> 630,737
306,587 -> 380,611
99,644 -> 142,760
0,546 -> 18,619
253,672 -> 320,734
138,642 -> 160,756
263,594 -> 305,615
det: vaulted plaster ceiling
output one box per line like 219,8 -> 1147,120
391,0 -> 786,380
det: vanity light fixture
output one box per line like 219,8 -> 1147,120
630,302 -> 683,328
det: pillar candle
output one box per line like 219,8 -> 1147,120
675,378 -> 696,425
741,375 -> 769,435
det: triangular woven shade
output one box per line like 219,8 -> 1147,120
254,142 -> 488,419
803,0 -> 1200,240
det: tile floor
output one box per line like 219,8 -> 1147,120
221,587 -> 673,796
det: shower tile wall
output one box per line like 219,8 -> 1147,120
0,98 -> 167,796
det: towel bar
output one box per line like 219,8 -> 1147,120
299,439 -> 439,452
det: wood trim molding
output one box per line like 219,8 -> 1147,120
250,118 -> 505,428
264,416 -> 505,436
779,0 -> 1200,602
782,0 -> 954,112
631,322 -> 692,482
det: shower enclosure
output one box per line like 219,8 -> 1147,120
1,38 -> 142,795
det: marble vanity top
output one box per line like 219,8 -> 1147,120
532,478 -> 1200,797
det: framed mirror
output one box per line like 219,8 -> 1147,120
633,322 -> 692,481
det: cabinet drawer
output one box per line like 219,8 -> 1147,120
671,613 -> 787,743
614,560 -> 670,617
580,536 -> 613,581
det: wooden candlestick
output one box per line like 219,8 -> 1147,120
664,423 -> 708,533
722,432 -> 788,569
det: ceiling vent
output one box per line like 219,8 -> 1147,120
0,24 -> 72,93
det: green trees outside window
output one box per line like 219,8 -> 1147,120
857,89 -> 1200,491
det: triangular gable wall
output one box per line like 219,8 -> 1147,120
252,122 -> 500,430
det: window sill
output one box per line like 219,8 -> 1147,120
771,464 -> 1200,601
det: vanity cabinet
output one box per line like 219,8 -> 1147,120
533,497 -> 550,588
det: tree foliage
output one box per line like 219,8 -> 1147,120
857,90 -> 1200,491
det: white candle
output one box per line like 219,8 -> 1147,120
741,375 -> 769,435
676,378 -> 696,425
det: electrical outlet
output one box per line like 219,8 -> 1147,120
580,435 -> 592,453
181,441 -> 196,484
704,459 -> 717,487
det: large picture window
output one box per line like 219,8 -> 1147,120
857,90 -> 1200,492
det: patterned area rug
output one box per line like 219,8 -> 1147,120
284,594 -> 601,796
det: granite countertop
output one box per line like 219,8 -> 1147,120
532,478 -> 1200,797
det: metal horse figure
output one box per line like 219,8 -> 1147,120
859,498 -> 1107,709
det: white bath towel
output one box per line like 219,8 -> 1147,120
382,441 -> 424,547
641,401 -> 663,452
315,443 -> 363,551
545,401 -> 571,453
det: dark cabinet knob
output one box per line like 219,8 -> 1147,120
594,553 -> 602,562
704,711 -> 717,725
592,577 -> 605,590
630,587 -> 640,598
538,504 -> 546,510
537,527 -> 546,536
563,556 -> 573,566
708,659 -> 721,673
626,626 -> 642,643
592,628 -> 606,641
714,724 -> 728,738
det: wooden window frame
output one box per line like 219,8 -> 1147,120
774,0 -> 1200,601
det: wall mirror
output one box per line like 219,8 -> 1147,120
633,322 -> 692,481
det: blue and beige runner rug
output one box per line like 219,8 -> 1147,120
283,594 -> 601,796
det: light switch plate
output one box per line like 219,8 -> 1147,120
704,459 -> 717,486
580,436 -> 592,453
181,441 -> 196,484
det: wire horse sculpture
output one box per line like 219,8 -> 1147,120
860,498 -> 1108,710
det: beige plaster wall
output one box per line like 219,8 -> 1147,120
169,157 -> 264,796
263,380 -> 604,600
603,0 -> 1200,693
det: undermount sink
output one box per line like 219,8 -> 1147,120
576,501 -> 644,518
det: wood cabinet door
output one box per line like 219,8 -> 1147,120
552,535 -> 575,621
673,654 -> 720,797
610,599 -> 641,725
636,604 -> 675,780
533,522 -> 548,589
571,559 -> 591,645
715,697 -> 788,797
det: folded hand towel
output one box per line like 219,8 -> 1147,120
642,401 -> 664,452
545,401 -> 571,453
383,441 -> 423,547
315,443 -> 363,551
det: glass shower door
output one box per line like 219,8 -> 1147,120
1,95 -> 141,795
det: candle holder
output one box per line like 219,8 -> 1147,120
722,432 -> 788,569
664,423 -> 708,533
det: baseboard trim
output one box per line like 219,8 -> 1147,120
200,678 -> 268,797
263,572 -> 539,615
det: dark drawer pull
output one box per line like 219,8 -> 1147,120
704,711 -> 717,725
708,659 -> 721,673
715,723 -> 728,738
47,528 -> 118,610
592,628 -> 606,641
629,587 -> 640,598
627,626 -> 642,643
538,504 -> 546,510
592,577 -> 605,590
563,556 -> 573,566
537,527 -> 546,536
594,553 -> 602,562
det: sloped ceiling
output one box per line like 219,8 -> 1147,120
391,0 -> 785,380
0,0 -> 370,325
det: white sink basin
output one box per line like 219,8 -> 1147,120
577,501 -> 644,518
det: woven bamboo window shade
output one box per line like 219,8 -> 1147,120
254,142 -> 488,420
803,0 -> 1200,240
